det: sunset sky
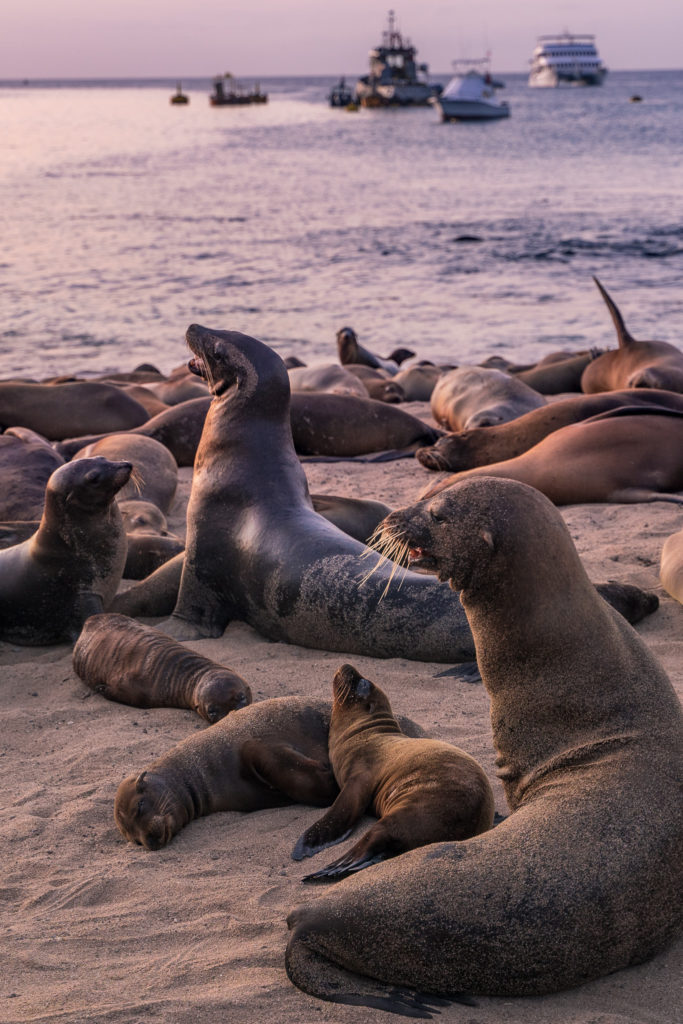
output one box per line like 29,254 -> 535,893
2,0 -> 681,78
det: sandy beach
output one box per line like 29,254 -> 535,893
2,398 -> 682,1024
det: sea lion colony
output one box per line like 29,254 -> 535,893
0,277 -> 682,1016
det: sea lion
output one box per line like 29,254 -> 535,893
0,381 -> 149,440
71,434 -> 178,514
289,364 -> 369,398
581,277 -> 683,394
336,327 -> 412,376
512,350 -> 598,394
114,384 -> 170,418
73,613 -> 251,722
310,495 -> 392,544
430,365 -> 546,432
660,526 -> 683,604
292,663 -> 494,880
0,457 -> 131,645
114,695 -> 426,850
420,408 -> 683,505
56,390 -> 441,466
119,500 -> 185,580
363,379 -> 406,403
0,427 -> 65,520
161,323 -> 476,662
285,477 -> 683,1010
392,364 -> 442,401
416,388 -> 683,472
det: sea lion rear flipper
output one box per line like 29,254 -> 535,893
285,926 -> 469,1018
291,775 -> 374,861
240,740 -> 337,807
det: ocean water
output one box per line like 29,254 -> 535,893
1,71 -> 682,379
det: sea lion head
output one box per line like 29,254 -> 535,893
192,669 -> 253,723
336,327 -> 359,365
415,436 -> 461,472
118,499 -> 168,535
185,323 -> 289,403
114,770 -> 182,850
46,457 -> 133,516
331,663 -> 392,717
375,477 -> 564,593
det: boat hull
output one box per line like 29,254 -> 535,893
437,99 -> 510,121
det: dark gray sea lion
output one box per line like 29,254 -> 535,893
336,327 -> 412,375
430,366 -> 546,432
285,477 -> 683,1010
71,433 -> 178,513
420,408 -> 683,505
416,388 -> 683,472
114,695 -> 425,850
0,381 -> 149,439
73,613 -> 251,722
160,324 -> 476,661
0,457 -> 131,645
0,427 -> 65,520
293,663 -> 493,881
581,277 -> 683,393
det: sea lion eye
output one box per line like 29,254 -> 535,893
429,507 -> 445,523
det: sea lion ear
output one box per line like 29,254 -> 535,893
135,771 -> 147,793
480,529 -> 494,552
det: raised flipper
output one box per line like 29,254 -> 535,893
292,773 -> 374,861
285,928 -> 474,1018
302,821 -> 392,882
240,739 -> 337,807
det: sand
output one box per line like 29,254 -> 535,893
2,402 -> 682,1024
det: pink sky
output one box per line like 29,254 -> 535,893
2,0 -> 681,78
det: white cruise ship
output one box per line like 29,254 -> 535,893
528,33 -> 607,87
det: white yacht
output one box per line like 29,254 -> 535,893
528,33 -> 607,87
435,59 -> 509,121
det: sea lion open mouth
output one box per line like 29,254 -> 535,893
408,546 -> 438,572
188,356 -> 207,379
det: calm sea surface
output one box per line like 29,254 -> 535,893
1,72 -> 682,379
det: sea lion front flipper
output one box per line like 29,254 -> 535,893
240,739 -> 337,807
302,819 -> 399,882
291,774 -> 374,861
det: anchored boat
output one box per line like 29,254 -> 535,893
435,59 -> 509,121
354,9 -> 441,108
528,33 -> 607,87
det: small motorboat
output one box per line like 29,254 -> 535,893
170,82 -> 189,105
328,76 -> 355,107
435,59 -> 509,121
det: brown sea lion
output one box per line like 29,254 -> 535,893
660,526 -> 683,604
430,365 -> 546,432
0,427 -> 65,520
114,384 -> 170,418
416,388 -> 683,472
512,349 -> 598,394
420,407 -> 683,505
392,364 -> 442,401
289,364 -> 369,397
581,277 -> 683,393
71,434 -> 178,514
73,613 -> 251,722
310,495 -> 392,544
159,324 -> 475,661
119,499 -> 185,580
114,695 -> 426,850
0,381 -> 149,439
285,477 -> 683,1011
0,457 -> 131,645
292,663 -> 493,880
336,327 -> 412,375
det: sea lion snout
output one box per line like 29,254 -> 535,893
332,664 -> 373,705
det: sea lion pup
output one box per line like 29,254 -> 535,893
71,434 -> 178,514
416,388 -> 683,472
73,613 -> 251,722
336,326 -> 413,376
0,380 -> 149,440
115,696 -> 426,850
430,365 -> 546,432
660,526 -> 683,604
160,323 -> 475,662
292,663 -> 493,880
0,427 -> 65,520
419,408 -> 683,505
285,478 -> 683,1011
0,457 -> 131,645
581,277 -> 683,394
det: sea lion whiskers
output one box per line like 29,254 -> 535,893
358,523 -> 411,596
128,465 -> 145,497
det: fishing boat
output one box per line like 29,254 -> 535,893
209,73 -> 268,106
528,33 -> 607,87
328,76 -> 355,107
354,9 -> 441,108
435,59 -> 509,121
170,82 -> 189,105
